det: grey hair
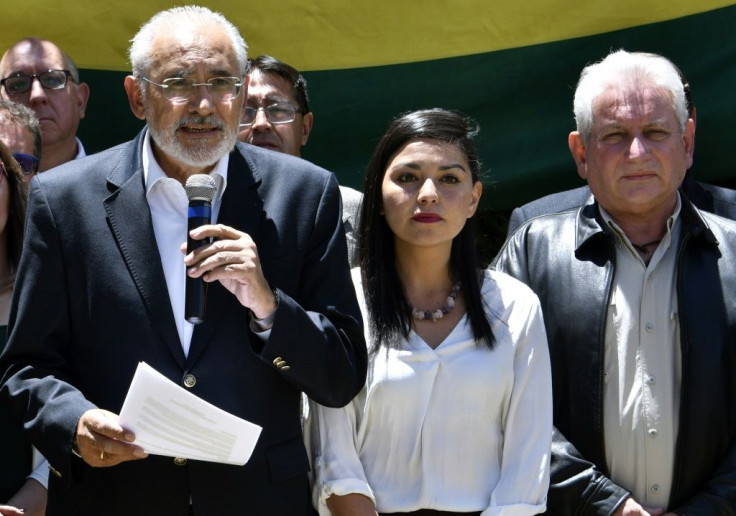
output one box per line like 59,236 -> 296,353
0,99 -> 42,160
573,49 -> 688,144
65,53 -> 81,83
128,5 -> 248,83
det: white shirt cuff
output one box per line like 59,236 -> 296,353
28,449 -> 49,489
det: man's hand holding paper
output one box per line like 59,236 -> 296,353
118,362 -> 262,466
75,409 -> 147,467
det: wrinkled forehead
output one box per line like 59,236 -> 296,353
592,83 -> 675,123
148,25 -> 239,78
1,40 -> 68,76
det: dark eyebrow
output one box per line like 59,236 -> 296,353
439,163 -> 468,172
389,162 -> 421,171
266,94 -> 291,103
247,94 -> 292,107
388,162 -> 468,173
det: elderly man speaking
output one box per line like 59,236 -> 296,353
0,6 -> 366,515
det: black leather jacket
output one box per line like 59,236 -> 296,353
493,197 -> 736,515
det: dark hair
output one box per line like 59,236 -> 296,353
358,108 -> 493,352
0,99 -> 42,166
0,139 -> 28,269
248,55 -> 310,114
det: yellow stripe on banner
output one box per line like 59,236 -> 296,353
1,0 -> 733,72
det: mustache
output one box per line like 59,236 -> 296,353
176,115 -> 225,130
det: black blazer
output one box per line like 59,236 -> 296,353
0,132 -> 367,515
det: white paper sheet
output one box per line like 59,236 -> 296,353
119,362 -> 262,466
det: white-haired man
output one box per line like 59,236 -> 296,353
0,6 -> 366,515
495,50 -> 736,515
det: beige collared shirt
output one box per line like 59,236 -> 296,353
600,195 -> 683,509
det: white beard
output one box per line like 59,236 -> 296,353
148,114 -> 237,168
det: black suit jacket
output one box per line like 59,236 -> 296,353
0,132 -> 367,515
506,175 -> 736,236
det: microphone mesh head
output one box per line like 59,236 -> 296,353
185,174 -> 217,203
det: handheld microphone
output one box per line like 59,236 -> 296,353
185,174 -> 217,324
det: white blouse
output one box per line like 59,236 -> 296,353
307,269 -> 552,515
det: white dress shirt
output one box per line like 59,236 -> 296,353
600,197 -> 682,508
75,138 -> 86,160
308,269 -> 552,516
143,130 -> 228,356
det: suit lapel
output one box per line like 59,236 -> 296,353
103,133 -> 186,367
186,148 -> 264,367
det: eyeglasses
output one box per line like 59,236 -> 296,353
0,161 -> 5,184
140,76 -> 243,105
0,70 -> 76,96
12,153 -> 39,175
240,103 -> 301,126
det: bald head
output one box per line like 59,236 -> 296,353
0,38 -> 89,170
1,39 -> 80,81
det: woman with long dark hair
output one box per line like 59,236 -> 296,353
0,139 -> 46,516
308,109 -> 552,516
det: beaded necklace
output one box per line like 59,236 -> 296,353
410,281 -> 461,322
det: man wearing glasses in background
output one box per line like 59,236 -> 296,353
0,38 -> 89,172
0,100 -> 42,182
0,6 -> 365,515
238,55 -> 363,266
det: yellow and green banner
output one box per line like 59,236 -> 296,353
3,1 -> 735,209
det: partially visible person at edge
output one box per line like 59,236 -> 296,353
237,54 -> 362,266
0,38 -> 89,172
0,140 -> 43,516
506,53 -> 736,236
0,100 -> 42,182
0,5 -> 366,515
0,79 -> 69,516
307,108 -> 552,516
494,50 -> 736,515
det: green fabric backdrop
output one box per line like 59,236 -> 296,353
69,5 -> 736,211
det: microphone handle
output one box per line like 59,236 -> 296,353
185,202 -> 212,324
